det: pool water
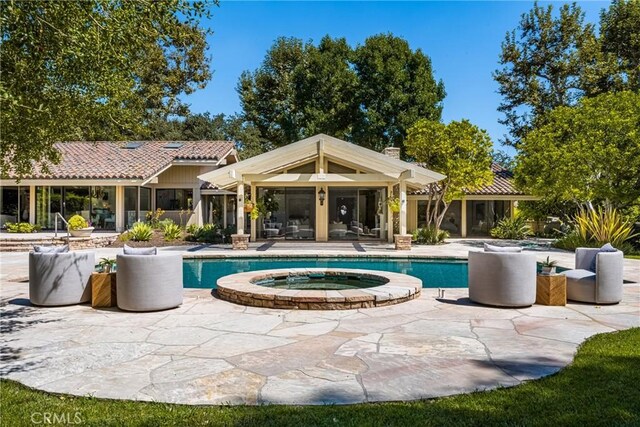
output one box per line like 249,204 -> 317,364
183,257 -> 468,289
253,273 -> 388,290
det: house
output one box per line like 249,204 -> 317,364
408,163 -> 537,237
1,134 -> 534,240
0,141 -> 237,232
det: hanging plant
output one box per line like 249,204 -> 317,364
244,201 -> 254,213
387,198 -> 401,213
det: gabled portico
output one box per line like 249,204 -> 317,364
198,134 -> 445,243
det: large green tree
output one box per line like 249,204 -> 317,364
352,34 -> 445,153
238,34 -> 444,154
1,0 -> 214,179
494,2 -> 598,148
515,91 -> 640,211
599,0 -> 640,92
238,37 -> 307,149
405,119 -> 494,231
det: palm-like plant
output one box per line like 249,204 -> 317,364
574,206 -> 637,247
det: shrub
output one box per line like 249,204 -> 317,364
68,215 -> 88,230
413,226 -> 449,245
157,218 -> 175,232
145,208 -> 165,229
574,206 -> 637,248
163,223 -> 182,241
490,215 -> 532,239
186,224 -> 199,235
5,222 -> 41,233
186,223 -> 220,243
129,222 -> 153,241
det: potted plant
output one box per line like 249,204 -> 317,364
98,257 -> 116,273
244,201 -> 254,213
540,256 -> 558,275
68,215 -> 94,237
92,258 -> 117,308
387,197 -> 401,213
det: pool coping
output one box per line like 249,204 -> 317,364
216,268 -> 422,310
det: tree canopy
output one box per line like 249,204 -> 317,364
1,0 -> 215,179
238,34 -> 445,155
514,91 -> 640,211
494,0 -> 640,148
405,119 -> 494,230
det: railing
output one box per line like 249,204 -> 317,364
54,212 -> 70,240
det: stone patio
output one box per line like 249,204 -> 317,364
1,240 -> 638,405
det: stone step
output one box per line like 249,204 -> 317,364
0,235 -> 119,252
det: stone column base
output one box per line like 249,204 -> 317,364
231,234 -> 249,250
394,234 -> 412,250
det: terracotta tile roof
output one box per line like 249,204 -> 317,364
11,141 -> 235,180
410,163 -> 524,196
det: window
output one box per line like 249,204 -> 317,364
156,189 -> 193,210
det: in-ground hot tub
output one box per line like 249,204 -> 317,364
216,268 -> 422,310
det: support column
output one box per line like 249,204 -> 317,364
236,182 -> 245,235
461,198 -> 467,238
399,180 -> 407,235
250,183 -> 256,242
192,185 -> 202,226
29,185 -> 36,225
115,186 -> 125,232
231,181 -> 248,250
395,180 -> 411,250
386,185 -> 394,243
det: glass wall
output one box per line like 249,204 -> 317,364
466,200 -> 511,236
35,186 -> 117,230
156,189 -> 193,211
63,187 -> 90,221
1,186 -> 19,226
124,187 -> 138,229
328,187 -> 385,240
417,200 -> 462,236
256,187 -> 315,240
36,186 -> 62,229
203,195 -> 225,227
140,187 -> 151,221
90,186 -> 116,229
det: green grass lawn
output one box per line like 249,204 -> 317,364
2,328 -> 639,427
624,254 -> 640,260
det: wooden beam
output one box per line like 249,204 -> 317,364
243,173 -> 396,183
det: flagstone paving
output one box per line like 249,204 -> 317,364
1,279 -> 638,405
1,241 -> 639,405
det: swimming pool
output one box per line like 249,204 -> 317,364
183,257 -> 468,289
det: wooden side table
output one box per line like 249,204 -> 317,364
91,272 -> 117,308
536,274 -> 566,306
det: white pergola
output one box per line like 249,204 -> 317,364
198,134 -> 445,242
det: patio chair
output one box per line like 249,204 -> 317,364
561,247 -> 623,304
468,249 -> 537,307
116,253 -> 183,312
29,251 -> 95,306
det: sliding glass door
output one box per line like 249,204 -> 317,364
256,187 -> 315,240
328,188 -> 385,241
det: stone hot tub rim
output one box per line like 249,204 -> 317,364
215,268 -> 422,310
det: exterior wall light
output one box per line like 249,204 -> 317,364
318,187 -> 326,206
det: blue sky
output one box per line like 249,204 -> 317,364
182,1 -> 607,153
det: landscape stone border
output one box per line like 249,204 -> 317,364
217,268 -> 422,310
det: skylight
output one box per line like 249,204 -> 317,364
124,142 -> 143,149
164,142 -> 184,149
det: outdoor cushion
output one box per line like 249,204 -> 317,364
563,269 -> 596,283
123,245 -> 157,255
30,251 -> 95,306
589,243 -> 617,272
33,245 -> 69,253
483,243 -> 522,253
